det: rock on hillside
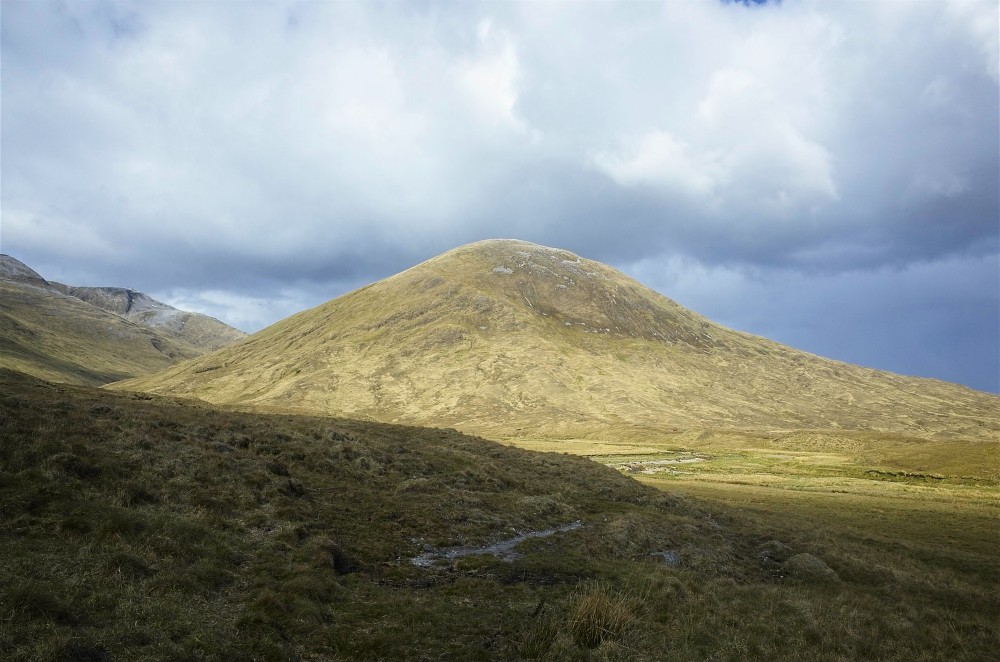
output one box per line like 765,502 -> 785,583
110,240 -> 1000,443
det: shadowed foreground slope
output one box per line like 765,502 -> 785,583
113,240 -> 999,443
2,369 -> 998,660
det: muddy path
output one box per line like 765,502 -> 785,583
411,521 -> 583,567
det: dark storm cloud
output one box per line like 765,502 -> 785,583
1,0 -> 997,390
629,253 -> 1000,393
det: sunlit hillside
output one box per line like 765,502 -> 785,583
0,255 -> 244,386
113,240 -> 999,447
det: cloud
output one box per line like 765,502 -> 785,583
159,286 -> 335,334
1,0 -> 996,390
627,251 -> 1000,393
945,0 -> 999,82
591,130 -> 714,199
457,18 -> 529,133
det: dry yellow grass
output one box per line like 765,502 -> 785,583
111,240 -> 999,451
0,257 -> 244,386
0,281 -> 200,385
5,368 -> 998,661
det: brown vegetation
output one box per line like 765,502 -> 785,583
2,369 -> 997,660
111,240 -> 999,446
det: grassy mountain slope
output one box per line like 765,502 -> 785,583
0,255 -> 244,386
0,280 -> 200,386
114,240 -> 999,443
59,286 -> 245,352
3,369 -> 997,660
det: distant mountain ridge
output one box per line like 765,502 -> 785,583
56,286 -> 168,318
0,254 -> 245,385
111,239 -> 999,444
0,254 -> 48,286
57,285 -> 245,352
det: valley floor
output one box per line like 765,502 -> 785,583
512,435 -> 1000,660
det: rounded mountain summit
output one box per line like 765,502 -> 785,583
111,239 -> 998,442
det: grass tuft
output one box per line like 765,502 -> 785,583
5,583 -> 78,625
568,584 -> 634,649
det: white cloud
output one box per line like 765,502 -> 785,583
4,0 -> 992,267
903,173 -> 971,205
945,0 -> 999,82
1,208 -> 116,260
159,287 -> 326,333
713,119 -> 839,216
590,131 -> 714,199
457,18 -> 527,132
1,0 -> 996,389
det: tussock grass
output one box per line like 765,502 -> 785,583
568,583 -> 635,648
2,368 -> 998,660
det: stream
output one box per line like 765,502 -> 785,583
411,521 -> 583,567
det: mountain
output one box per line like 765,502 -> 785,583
55,286 -> 245,352
111,240 -> 999,443
0,254 -> 49,286
0,254 -> 245,386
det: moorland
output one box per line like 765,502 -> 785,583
1,241 -> 997,660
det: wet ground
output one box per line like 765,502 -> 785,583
411,521 -> 583,567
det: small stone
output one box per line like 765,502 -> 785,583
758,540 -> 793,563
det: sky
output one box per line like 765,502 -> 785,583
2,0 -> 998,393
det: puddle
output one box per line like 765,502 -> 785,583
411,521 -> 583,567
